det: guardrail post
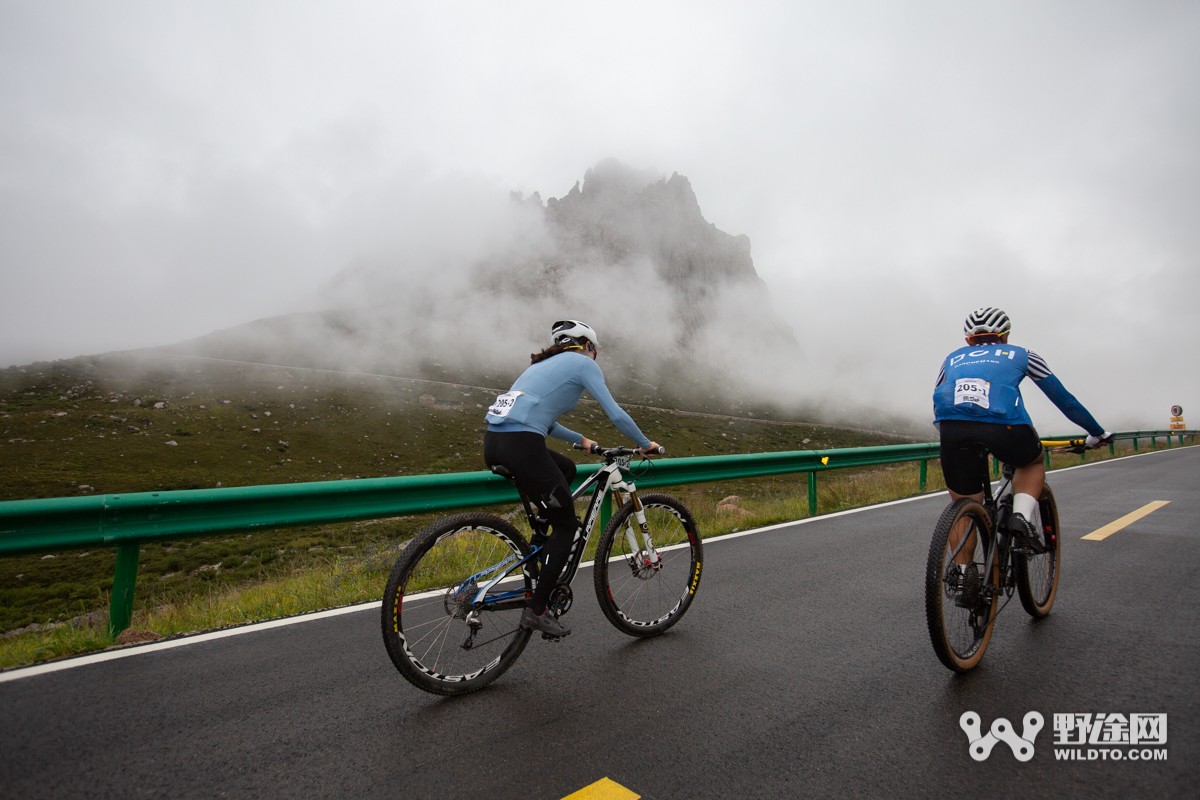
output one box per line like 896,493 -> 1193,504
1044,448 -> 1050,469
1167,434 -> 1173,449
992,455 -> 999,476
1151,435 -> 1156,449
1133,436 -> 1138,452
108,543 -> 141,638
807,471 -> 817,517
1109,441 -> 1115,455
919,459 -> 927,492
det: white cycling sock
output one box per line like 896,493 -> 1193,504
1013,492 -> 1038,522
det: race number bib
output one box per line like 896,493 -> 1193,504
487,391 -> 523,418
954,378 -> 990,409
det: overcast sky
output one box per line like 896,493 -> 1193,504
1,1 -> 1197,428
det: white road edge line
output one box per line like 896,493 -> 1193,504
2,443 -> 1191,684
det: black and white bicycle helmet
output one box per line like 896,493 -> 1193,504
551,319 -> 599,349
963,307 -> 1011,337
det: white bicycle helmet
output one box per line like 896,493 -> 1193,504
551,319 -> 599,349
963,307 -> 1011,337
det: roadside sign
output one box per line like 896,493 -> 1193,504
1170,405 -> 1185,431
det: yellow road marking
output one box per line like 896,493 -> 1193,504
561,777 -> 640,800
1081,501 -> 1170,541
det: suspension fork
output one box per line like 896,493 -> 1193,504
615,481 -> 661,566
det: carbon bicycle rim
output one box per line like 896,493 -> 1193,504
381,512 -> 533,696
925,498 -> 999,673
1016,485 -> 1061,618
593,493 -> 702,637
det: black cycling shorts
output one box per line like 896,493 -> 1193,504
482,430 -> 578,531
938,420 -> 1043,495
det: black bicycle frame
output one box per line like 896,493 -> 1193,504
465,462 -> 626,613
943,450 -> 1016,602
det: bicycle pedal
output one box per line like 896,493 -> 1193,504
541,632 -> 565,643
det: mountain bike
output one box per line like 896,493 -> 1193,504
381,445 -> 703,696
923,438 -> 1082,673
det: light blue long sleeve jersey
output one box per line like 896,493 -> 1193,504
485,352 -> 652,449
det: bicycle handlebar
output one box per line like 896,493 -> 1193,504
1041,435 -> 1110,453
572,443 -> 665,457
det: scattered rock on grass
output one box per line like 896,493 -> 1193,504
115,629 -> 162,646
3,621 -> 65,638
716,504 -> 751,518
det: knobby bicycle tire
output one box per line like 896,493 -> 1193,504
1015,484 -> 1061,618
593,493 -> 702,637
381,512 -> 534,696
925,498 -> 999,673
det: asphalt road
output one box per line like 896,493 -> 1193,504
2,447 -> 1197,799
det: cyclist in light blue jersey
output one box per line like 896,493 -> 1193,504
483,320 -> 661,638
933,307 -> 1112,550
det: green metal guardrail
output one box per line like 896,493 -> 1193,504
0,429 -> 1194,636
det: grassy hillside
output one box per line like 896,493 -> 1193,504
0,351 -> 913,637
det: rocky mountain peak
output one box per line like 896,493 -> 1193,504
531,159 -> 762,296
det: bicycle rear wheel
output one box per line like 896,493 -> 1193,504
1016,484 -> 1061,618
925,498 -> 999,673
381,512 -> 533,696
593,493 -> 702,637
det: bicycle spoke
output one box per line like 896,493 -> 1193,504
926,498 -> 998,672
595,495 -> 701,635
382,514 -> 534,694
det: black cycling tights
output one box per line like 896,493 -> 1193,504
483,431 -> 579,615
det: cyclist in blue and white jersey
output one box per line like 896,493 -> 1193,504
484,320 -> 661,638
933,307 -> 1113,550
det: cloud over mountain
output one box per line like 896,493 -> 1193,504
169,160 -> 806,417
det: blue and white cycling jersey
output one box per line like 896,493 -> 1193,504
485,351 -> 651,449
933,344 -> 1103,435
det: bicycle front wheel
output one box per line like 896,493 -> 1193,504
381,513 -> 533,696
593,493 -> 702,637
1016,484 -> 1061,618
925,498 -> 999,673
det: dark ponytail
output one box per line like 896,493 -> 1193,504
531,338 -> 594,364
530,342 -> 577,364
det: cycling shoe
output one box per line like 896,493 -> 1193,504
520,607 -> 571,638
1008,513 -> 1045,554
